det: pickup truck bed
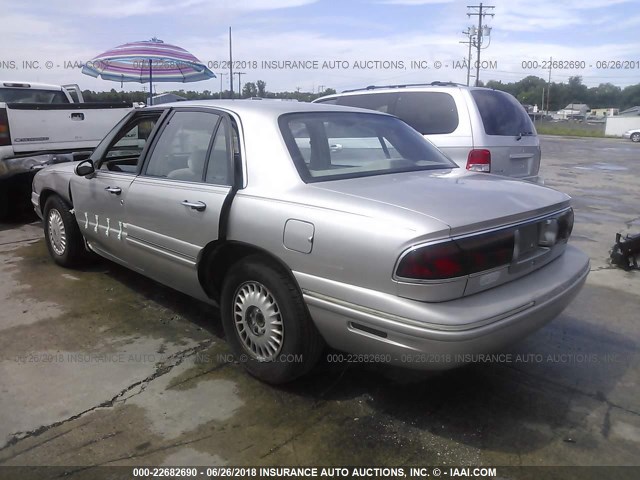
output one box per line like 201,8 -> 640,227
0,100 -> 134,219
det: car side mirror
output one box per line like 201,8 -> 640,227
75,159 -> 95,177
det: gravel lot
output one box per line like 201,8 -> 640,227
0,135 -> 638,477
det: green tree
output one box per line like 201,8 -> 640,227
566,76 -> 588,104
620,84 -> 640,110
242,82 -> 258,98
588,83 -> 621,108
256,80 -> 267,97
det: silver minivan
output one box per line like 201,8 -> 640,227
313,82 -> 541,183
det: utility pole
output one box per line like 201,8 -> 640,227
467,3 -> 494,86
460,28 -> 474,86
229,27 -> 233,99
546,57 -> 552,114
318,85 -> 325,93
235,72 -> 246,97
218,72 -> 228,98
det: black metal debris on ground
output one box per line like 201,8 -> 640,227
610,232 -> 640,270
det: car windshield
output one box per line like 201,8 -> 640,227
279,112 -> 456,182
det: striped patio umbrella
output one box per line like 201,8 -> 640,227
82,38 -> 215,105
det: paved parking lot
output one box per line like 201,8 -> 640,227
0,136 -> 638,475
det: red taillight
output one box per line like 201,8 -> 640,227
456,230 -> 515,275
466,149 -> 491,172
396,241 -> 465,280
396,230 -> 514,280
557,208 -> 574,241
0,108 -> 10,146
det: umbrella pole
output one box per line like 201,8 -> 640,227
148,58 -> 153,106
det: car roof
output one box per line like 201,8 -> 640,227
145,99 -> 391,118
314,84 -> 499,102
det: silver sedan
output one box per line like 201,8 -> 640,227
32,100 -> 589,383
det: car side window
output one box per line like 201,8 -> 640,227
290,121 -> 311,164
99,114 -> 161,173
335,93 -> 397,113
145,111 -> 220,181
204,120 -> 234,186
394,92 -> 459,135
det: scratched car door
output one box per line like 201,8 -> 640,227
70,111 -> 163,267
123,109 -> 235,301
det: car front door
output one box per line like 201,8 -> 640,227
123,109 -> 239,301
70,110 -> 164,267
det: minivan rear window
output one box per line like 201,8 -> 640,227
471,89 -> 534,136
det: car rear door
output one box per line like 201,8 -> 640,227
70,110 -> 164,266
468,89 -> 541,181
123,108 -> 238,301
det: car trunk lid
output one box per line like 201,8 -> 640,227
310,169 -> 570,236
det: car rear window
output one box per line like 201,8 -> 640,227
279,112 -> 456,183
471,89 -> 534,136
0,88 -> 69,104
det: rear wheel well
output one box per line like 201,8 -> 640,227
198,241 -> 297,302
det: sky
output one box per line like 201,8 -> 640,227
1,0 -> 639,95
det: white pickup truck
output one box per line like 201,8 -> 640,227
0,81 -> 136,218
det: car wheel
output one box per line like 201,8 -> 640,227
220,255 -> 324,384
43,195 -> 88,267
631,133 -> 640,143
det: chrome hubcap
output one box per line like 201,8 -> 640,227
233,281 -> 283,361
47,209 -> 66,256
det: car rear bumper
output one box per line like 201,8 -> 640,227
298,245 -> 589,370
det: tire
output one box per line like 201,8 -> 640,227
43,195 -> 88,267
0,187 -> 7,221
220,255 -> 324,384
631,133 -> 640,143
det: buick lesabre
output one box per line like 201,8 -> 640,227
32,100 -> 590,383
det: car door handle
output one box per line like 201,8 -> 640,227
181,200 -> 206,211
105,186 -> 122,195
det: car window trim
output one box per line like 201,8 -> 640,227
279,111 -> 456,184
93,109 -> 169,173
140,107 -> 233,185
202,116 -> 234,187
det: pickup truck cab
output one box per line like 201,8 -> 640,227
0,81 -> 136,218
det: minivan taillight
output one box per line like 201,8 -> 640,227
396,230 -> 515,280
0,108 -> 10,146
466,149 -> 491,172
